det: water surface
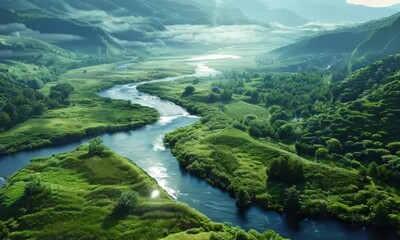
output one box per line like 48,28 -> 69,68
0,54 -> 395,240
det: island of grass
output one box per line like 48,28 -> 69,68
0,142 -> 284,240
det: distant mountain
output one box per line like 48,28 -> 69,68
188,0 -> 308,26
0,0 -> 252,53
270,12 -> 400,63
263,0 -> 397,23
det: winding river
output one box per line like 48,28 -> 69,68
0,55 -> 396,240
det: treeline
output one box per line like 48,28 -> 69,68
216,56 -> 400,187
0,67 -> 74,130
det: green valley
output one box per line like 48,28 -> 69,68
1,0 -> 400,239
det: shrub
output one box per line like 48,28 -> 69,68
284,186 -> 301,216
24,178 -> 52,212
212,87 -> 221,94
115,191 -> 139,214
235,188 -> 251,208
88,137 -> 106,156
182,86 -> 195,97
316,148 -> 329,159
235,230 -> 249,240
221,89 -> 233,101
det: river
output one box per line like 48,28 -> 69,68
0,55 -> 395,240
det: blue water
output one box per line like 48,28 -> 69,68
0,59 -> 396,240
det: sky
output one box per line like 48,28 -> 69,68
347,0 -> 400,7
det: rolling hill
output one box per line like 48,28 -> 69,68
263,0 -> 398,23
269,12 -> 400,63
0,0 -> 253,53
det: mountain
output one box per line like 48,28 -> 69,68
269,12 -> 400,63
0,0 -> 252,53
263,0 -> 397,23
188,0 -> 308,26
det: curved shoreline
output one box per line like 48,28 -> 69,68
1,55 -> 396,239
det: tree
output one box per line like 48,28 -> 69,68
327,138 -> 341,153
235,230 -> 249,240
284,186 -> 301,216
212,87 -> 221,94
24,178 -> 52,212
116,191 -> 139,214
235,188 -> 251,208
0,111 -> 10,128
0,221 -> 9,239
316,148 -> 329,159
88,137 -> 106,156
50,83 -> 74,99
367,162 -> 378,177
221,89 -> 233,101
250,91 -> 260,104
277,124 -> 294,139
182,86 -> 195,97
370,201 -> 391,226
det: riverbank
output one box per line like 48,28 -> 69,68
137,73 -> 400,236
0,57 -> 195,155
0,144 -> 284,240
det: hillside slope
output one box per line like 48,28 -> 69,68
269,12 -> 400,65
263,0 -> 397,23
0,144 -> 284,239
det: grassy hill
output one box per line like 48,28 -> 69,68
137,67 -> 400,233
0,144 -> 284,239
268,12 -> 400,67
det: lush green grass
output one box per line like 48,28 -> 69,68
0,57 -> 197,154
139,74 -> 400,232
0,145 -> 285,240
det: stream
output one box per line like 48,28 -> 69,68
0,55 -> 396,240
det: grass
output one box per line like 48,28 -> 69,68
0,57 -> 196,154
139,74 -> 400,231
0,145 -> 285,240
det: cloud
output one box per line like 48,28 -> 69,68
0,23 -> 85,42
346,0 -> 400,7
160,25 -> 272,46
65,6 -> 159,34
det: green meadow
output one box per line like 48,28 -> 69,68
0,144 -> 285,240
0,57 -> 194,154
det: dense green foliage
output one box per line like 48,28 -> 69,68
88,137 -> 106,156
269,12 -> 400,63
0,61 -> 168,154
139,62 -> 400,233
0,146 -> 285,240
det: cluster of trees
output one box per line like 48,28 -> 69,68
0,82 -> 74,130
297,56 -> 400,186
48,83 -> 74,108
0,63 -> 76,131
207,87 -> 233,102
268,156 -> 304,185
0,81 -> 47,130
261,73 -> 331,117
